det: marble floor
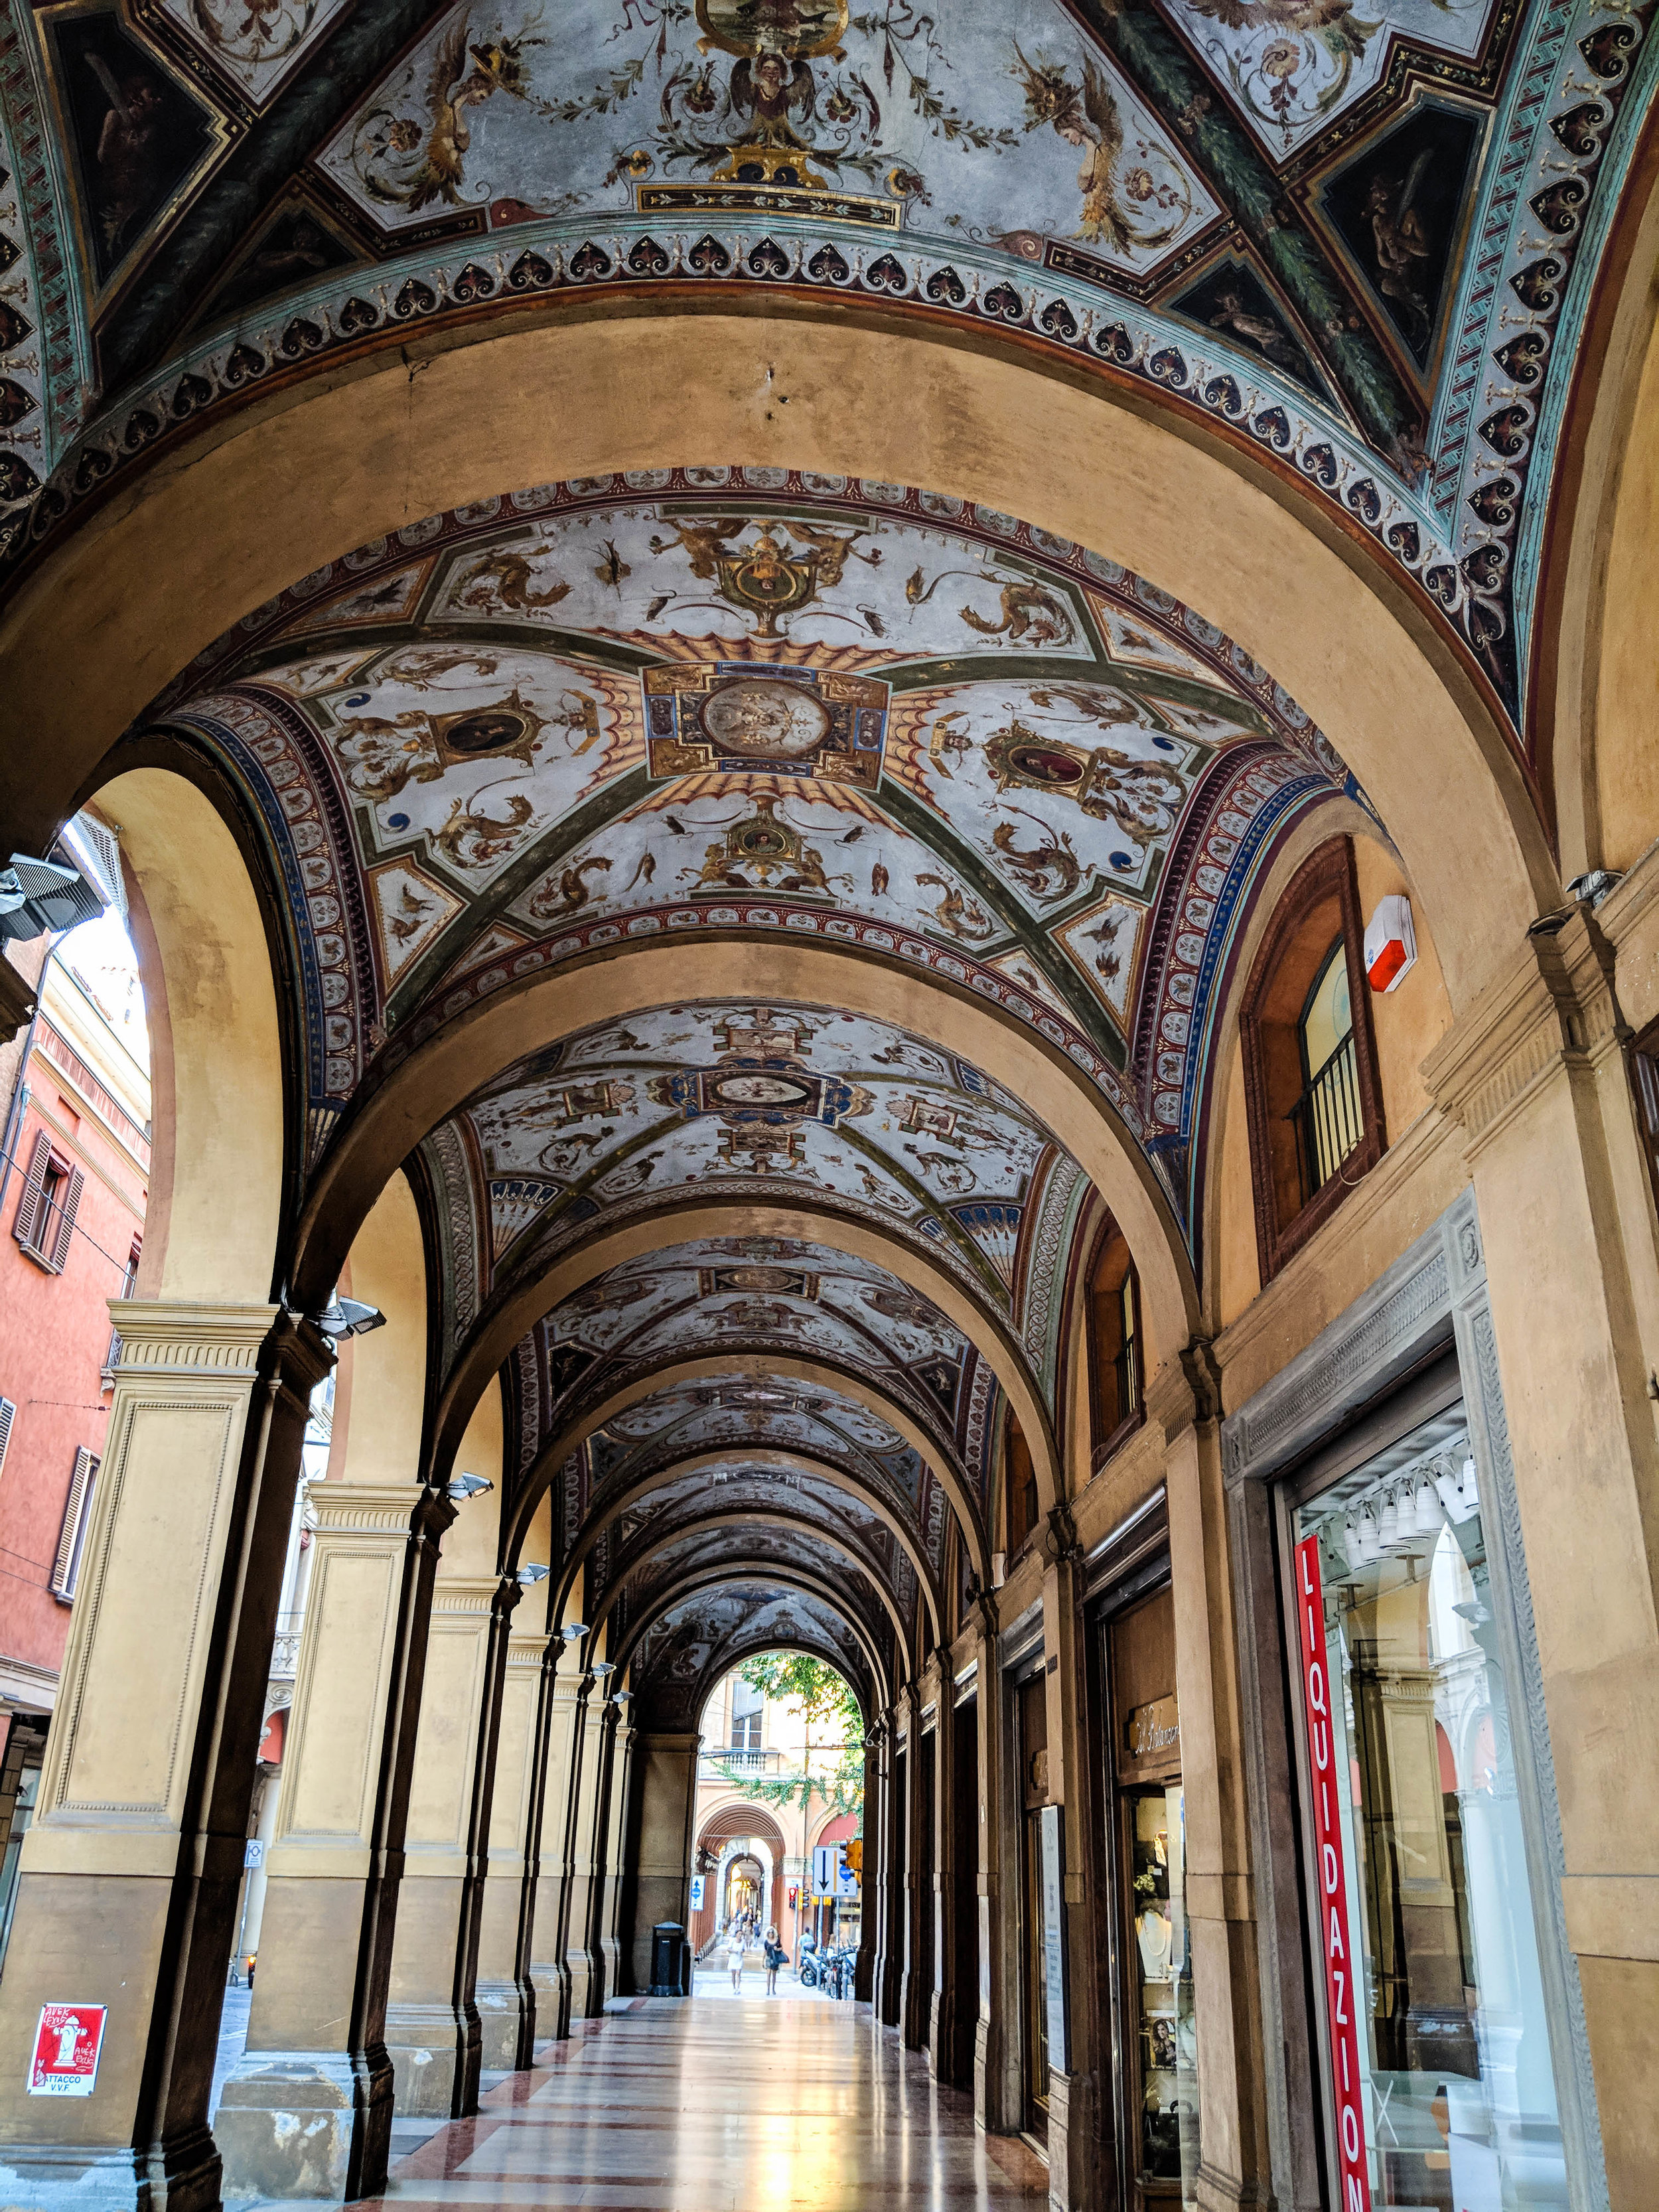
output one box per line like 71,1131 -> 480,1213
354,1997 -> 1050,2212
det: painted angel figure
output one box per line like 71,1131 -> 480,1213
1011,44 -> 1187,256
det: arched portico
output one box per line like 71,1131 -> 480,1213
5,311 -> 1553,1006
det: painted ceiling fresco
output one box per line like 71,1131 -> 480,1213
0,0 -> 1654,731
622,1579 -> 877,1729
164,474 -> 1345,1250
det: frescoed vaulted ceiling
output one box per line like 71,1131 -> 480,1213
7,0 -> 1653,1713
0,0 -> 1654,726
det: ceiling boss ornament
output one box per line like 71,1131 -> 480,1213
643,662 -> 888,789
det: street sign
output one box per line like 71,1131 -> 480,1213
244,1838 -> 264,1870
689,1874 -> 705,1910
811,1843 -> 835,1895
28,2006 -> 107,2097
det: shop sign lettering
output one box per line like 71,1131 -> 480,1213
1295,1537 -> 1372,2212
1126,1695 -> 1179,1760
27,2005 -> 107,2097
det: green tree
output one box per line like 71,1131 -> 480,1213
719,1653 -> 865,1828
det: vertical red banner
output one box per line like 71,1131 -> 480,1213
1295,1535 -> 1372,2212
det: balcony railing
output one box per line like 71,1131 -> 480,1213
702,1747 -> 781,1776
269,1611 -> 305,1682
1289,1030 -> 1363,1202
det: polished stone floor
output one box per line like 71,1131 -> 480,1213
354,1997 -> 1050,2211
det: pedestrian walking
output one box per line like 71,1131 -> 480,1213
763,1925 -> 784,1995
728,1924 -> 747,1993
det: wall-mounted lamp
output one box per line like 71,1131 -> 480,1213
562,1623 -> 588,1643
447,1472 -> 493,1503
592,1660 -> 614,1678
517,1563 -> 549,1585
315,1299 -> 386,1341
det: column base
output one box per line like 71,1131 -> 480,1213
565,1946 -> 599,2020
1045,2069 -> 1093,2212
216,2049 -> 390,2204
474,1978 -> 532,2072
384,2001 -> 478,2118
974,2014 -> 997,2131
530,1958 -> 571,2041
1192,2165 -> 1273,2212
0,2140 -> 222,2212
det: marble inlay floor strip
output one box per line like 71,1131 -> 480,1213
346,1997 -> 1048,2211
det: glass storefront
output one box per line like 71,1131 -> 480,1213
1290,1408 -> 1567,2211
1107,1582 -> 1200,2209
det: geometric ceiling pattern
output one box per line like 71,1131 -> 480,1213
1,0 -> 1654,729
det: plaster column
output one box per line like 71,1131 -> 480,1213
238,1757 -> 283,1960
968,1596 -> 1004,2132
1037,1514 -> 1093,2212
597,1700 -> 636,2000
529,1662 -> 592,2039
899,1683 -> 929,2049
0,1302 -> 323,2212
927,1659 -> 967,2087
214,1477 -> 454,2203
855,1722 -> 883,2002
625,1732 -> 699,1992
1423,895 -> 1659,2210
565,1689 -> 618,2018
381,1574 -> 510,2118
474,1619 -> 553,2071
1153,1359 -> 1271,2212
885,1698 -> 911,2026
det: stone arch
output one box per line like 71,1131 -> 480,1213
579,1510 -> 912,1657
3,311 -> 1552,1005
502,1345 -> 994,1585
434,1197 -> 1053,1507
95,763 -> 289,1305
289,944 -> 1194,1405
553,1445 -> 945,1643
604,1563 -> 895,1706
1534,139 -> 1659,877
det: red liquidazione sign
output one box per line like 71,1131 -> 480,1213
27,2005 -> 106,2097
1295,1536 -> 1373,2212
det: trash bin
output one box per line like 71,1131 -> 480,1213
650,1921 -> 687,1997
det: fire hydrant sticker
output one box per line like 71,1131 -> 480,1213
28,2005 -> 107,2096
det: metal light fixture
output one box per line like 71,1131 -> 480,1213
447,1471 -> 493,1503
592,1660 -> 614,1678
517,1562 -> 549,1585
314,1299 -> 386,1340
562,1623 -> 588,1643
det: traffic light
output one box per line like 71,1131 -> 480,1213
845,1838 -> 863,1877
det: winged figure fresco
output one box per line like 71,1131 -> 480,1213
350,13 -> 545,212
1011,44 -> 1190,256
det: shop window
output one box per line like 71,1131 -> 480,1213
1238,840 -> 1384,1280
1089,1220 -> 1143,1468
11,1130 -> 84,1274
1017,1670 -> 1051,2134
1107,1585 -> 1200,2207
1006,1413 -> 1039,1556
1289,1416 -> 1566,2211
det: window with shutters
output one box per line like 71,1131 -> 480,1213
50,1447 -> 100,1603
11,1130 -> 83,1274
0,1398 -> 14,1481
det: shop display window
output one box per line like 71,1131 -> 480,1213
1107,1583 -> 1200,2209
1289,1411 -> 1567,2212
1126,1783 -> 1199,2196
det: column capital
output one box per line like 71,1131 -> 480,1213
311,1479 -> 457,1545
1423,901 -> 1625,1156
1149,1337 -> 1224,1443
108,1299 -> 283,1376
